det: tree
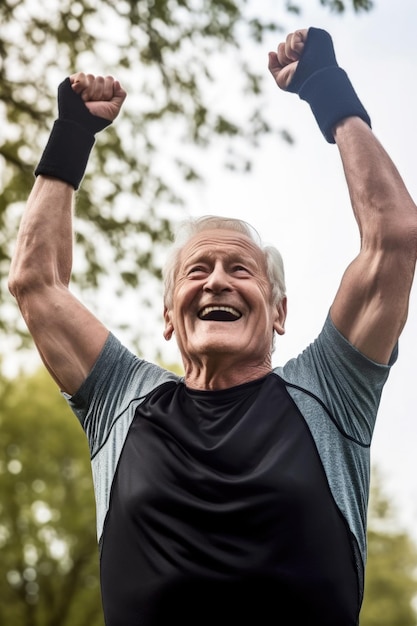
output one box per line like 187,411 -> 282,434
0,367 -> 104,626
360,470 -> 417,625
1,0 -> 373,349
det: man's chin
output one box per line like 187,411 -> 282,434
189,337 -> 246,357
178,324 -> 253,358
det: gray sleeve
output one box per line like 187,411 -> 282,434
65,333 -> 181,457
275,314 -> 397,568
277,314 -> 396,444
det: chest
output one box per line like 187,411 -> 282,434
101,376 -> 359,625
116,377 -> 332,543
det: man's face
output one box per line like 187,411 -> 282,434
163,229 -> 286,370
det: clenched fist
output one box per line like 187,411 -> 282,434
70,72 -> 127,122
268,29 -> 308,90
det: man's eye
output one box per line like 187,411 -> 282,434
233,265 -> 250,274
187,266 -> 207,275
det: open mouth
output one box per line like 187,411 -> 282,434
198,306 -> 242,322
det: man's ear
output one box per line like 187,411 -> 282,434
163,306 -> 174,341
273,296 -> 287,336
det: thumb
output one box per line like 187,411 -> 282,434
112,80 -> 127,111
267,51 -> 282,79
268,52 -> 299,90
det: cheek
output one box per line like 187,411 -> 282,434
173,283 -> 192,308
253,281 -> 274,309
172,286 -> 200,324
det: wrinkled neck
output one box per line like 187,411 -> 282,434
182,352 -> 273,391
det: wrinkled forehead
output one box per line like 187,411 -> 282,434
178,228 -> 265,266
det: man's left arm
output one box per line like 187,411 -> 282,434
330,117 -> 417,364
269,28 -> 417,365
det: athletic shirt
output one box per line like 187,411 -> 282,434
67,315 -> 395,626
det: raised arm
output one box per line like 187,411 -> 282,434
8,74 -> 126,394
269,28 -> 417,364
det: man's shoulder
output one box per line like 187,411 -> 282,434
275,313 -> 394,385
67,332 -> 182,413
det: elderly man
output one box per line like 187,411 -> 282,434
9,27 -> 417,626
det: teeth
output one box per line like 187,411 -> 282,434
199,306 -> 241,319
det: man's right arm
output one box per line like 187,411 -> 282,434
8,175 -> 109,395
8,73 -> 126,395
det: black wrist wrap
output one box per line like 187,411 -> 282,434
35,78 -> 111,189
287,27 -> 371,143
35,119 -> 96,189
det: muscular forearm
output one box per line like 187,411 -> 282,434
10,73 -> 126,301
9,176 -> 74,299
334,117 -> 417,249
330,116 -> 417,363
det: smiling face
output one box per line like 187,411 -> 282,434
163,229 -> 287,385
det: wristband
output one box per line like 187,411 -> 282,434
35,78 -> 111,189
287,28 -> 371,143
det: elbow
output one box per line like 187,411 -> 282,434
397,211 -> 417,263
8,265 -> 36,303
8,264 -> 70,331
370,205 -> 417,262
9,245 -> 72,310
8,260 -> 55,304
8,261 -> 24,300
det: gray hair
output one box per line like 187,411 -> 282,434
163,215 -> 286,308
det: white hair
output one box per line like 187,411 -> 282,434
162,215 -> 286,308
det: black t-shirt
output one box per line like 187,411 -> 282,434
100,374 -> 360,625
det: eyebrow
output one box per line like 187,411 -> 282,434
182,249 -> 259,270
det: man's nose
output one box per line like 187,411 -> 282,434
203,263 -> 232,293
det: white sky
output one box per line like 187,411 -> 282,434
4,0 -> 417,537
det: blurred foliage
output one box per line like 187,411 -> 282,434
1,364 -> 416,624
360,469 -> 417,625
1,0 -> 372,350
0,367 -> 103,625
319,0 -> 373,12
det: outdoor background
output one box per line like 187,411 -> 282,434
1,0 -> 417,624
